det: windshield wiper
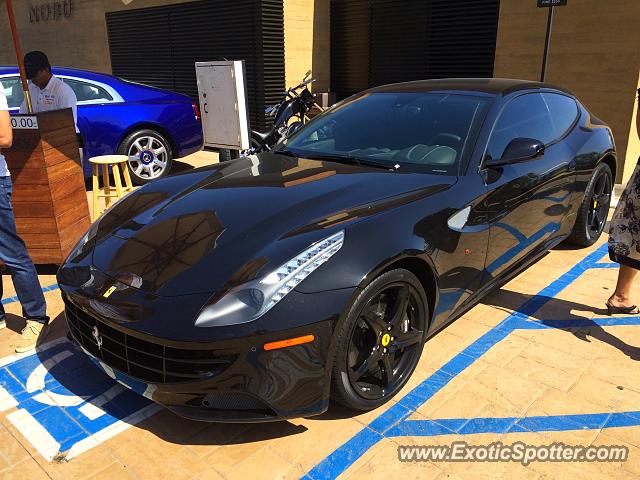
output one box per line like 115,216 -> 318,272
355,157 -> 400,171
299,152 -> 398,171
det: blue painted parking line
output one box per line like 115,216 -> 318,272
304,243 -> 640,480
1,283 -> 60,305
0,338 -> 159,460
389,411 -> 640,438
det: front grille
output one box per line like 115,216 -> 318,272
64,301 -> 235,384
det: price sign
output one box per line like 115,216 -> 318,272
10,115 -> 39,130
537,0 -> 567,6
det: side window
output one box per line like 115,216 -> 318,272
486,93 -> 553,161
0,76 -> 25,109
62,78 -> 113,103
541,92 -> 579,140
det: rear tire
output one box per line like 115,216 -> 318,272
330,269 -> 428,411
218,148 -> 236,162
218,132 -> 266,162
567,162 -> 613,246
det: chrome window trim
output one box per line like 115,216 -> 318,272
57,75 -> 125,104
0,73 -> 125,106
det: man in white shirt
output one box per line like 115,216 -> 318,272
19,51 -> 78,132
0,85 -> 49,352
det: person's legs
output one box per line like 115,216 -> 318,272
0,176 -> 48,350
607,264 -> 639,308
0,265 -> 5,329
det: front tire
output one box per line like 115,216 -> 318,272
567,162 -> 613,246
330,269 -> 428,411
118,129 -> 173,185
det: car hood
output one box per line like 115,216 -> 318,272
90,153 -> 455,297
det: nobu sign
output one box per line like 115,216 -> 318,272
537,0 -> 567,6
29,0 -> 75,23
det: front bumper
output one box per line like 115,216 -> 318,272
59,265 -> 355,422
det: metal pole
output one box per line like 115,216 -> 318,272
540,5 -> 554,82
5,0 -> 33,112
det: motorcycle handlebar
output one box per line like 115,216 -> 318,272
288,77 -> 316,94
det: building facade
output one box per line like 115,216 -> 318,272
494,0 -> 640,183
1,0 -> 638,181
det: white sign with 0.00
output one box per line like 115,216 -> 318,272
11,116 -> 39,130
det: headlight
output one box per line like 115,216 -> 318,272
195,230 -> 345,327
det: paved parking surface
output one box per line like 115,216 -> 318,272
1,157 -> 639,479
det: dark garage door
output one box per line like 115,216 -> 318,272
106,0 -> 285,131
331,0 -> 500,99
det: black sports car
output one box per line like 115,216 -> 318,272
58,78 -> 616,422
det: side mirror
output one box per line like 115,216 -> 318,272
486,138 -> 545,167
285,121 -> 304,138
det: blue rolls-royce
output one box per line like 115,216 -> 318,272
0,67 -> 203,183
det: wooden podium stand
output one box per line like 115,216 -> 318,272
4,109 -> 91,264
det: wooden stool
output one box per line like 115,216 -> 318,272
89,155 -> 134,220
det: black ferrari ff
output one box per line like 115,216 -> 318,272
58,79 -> 616,422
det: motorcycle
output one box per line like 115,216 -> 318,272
219,70 -> 320,161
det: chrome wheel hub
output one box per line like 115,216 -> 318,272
127,136 -> 168,180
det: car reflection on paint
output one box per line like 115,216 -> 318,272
58,78 -> 616,422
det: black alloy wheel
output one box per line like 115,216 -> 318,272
567,162 -> 613,246
586,168 -> 612,239
331,269 -> 428,410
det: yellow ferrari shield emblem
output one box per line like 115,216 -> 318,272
103,285 -> 117,298
381,333 -> 391,347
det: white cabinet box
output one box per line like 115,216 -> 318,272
195,60 -> 250,150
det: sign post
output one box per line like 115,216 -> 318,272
537,0 -> 567,82
5,0 -> 33,112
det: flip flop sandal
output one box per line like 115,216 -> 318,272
606,303 -> 640,315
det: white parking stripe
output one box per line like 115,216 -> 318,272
78,384 -> 125,420
7,409 -> 61,461
66,403 -> 161,459
77,402 -> 104,421
26,351 -> 73,393
0,385 -> 18,411
33,391 -> 84,408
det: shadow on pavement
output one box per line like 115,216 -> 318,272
485,289 -> 640,361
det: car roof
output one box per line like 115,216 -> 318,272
366,78 -> 575,97
0,66 -> 118,84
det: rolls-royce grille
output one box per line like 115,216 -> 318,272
64,301 -> 235,384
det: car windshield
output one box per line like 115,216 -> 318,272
281,92 -> 491,175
